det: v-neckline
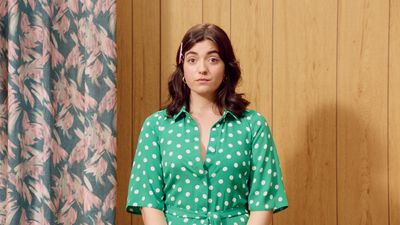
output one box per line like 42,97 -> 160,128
191,115 -> 225,167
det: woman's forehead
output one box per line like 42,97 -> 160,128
186,40 -> 219,55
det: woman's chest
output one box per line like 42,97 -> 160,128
158,119 -> 253,179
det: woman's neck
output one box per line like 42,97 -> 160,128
189,93 -> 220,116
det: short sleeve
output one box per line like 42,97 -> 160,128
247,111 -> 288,213
126,115 -> 165,214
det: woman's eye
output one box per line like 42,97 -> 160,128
209,57 -> 220,63
187,58 -> 196,63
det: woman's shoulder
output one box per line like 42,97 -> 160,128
141,109 -> 169,125
242,109 -> 268,123
241,109 -> 272,135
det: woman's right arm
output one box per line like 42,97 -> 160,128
141,207 -> 168,225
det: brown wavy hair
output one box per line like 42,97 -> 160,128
163,23 -> 249,117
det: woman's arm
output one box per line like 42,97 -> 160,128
247,211 -> 273,225
141,207 -> 168,225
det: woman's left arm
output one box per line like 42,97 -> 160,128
247,211 -> 273,225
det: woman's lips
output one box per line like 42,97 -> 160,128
196,79 -> 210,84
196,78 -> 210,82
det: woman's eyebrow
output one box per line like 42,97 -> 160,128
185,50 -> 220,56
207,50 -> 220,55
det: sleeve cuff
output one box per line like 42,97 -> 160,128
126,202 -> 165,215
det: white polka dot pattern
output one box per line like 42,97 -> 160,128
126,107 -> 288,224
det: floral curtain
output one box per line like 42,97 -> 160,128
0,0 -> 117,224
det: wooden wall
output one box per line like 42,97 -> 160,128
116,0 -> 400,225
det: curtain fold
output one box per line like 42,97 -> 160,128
0,0 -> 117,224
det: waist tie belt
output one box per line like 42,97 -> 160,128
165,205 -> 248,225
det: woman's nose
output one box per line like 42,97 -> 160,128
198,60 -> 208,75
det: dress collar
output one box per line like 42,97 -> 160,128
173,105 -> 239,121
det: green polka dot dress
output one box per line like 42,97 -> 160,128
126,107 -> 288,225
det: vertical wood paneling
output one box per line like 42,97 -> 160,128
160,0 -> 202,103
389,0 -> 400,224
131,1 -> 161,224
202,0 -> 231,35
116,0 -> 133,224
273,0 -> 337,225
337,0 -> 389,224
231,0 -> 272,121
132,0 -> 161,149
119,1 -> 399,225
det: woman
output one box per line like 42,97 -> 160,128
126,23 -> 288,225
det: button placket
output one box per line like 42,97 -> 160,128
184,114 -> 209,212
204,125 -> 216,166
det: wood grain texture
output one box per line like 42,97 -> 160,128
231,0 -> 272,122
116,0 -> 133,223
131,1 -> 161,224
160,0 -> 202,103
118,1 -> 399,225
133,0 -> 161,138
337,0 -> 389,224
389,0 -> 400,224
273,0 -> 337,224
202,0 -> 231,35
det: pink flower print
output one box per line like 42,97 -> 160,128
19,209 -> 29,225
7,40 -> 20,61
28,25 -> 44,44
56,110 -> 74,136
100,35 -> 116,59
0,103 -> 6,128
85,157 -> 108,184
51,138 -> 68,165
103,0 -> 115,13
65,45 -> 82,69
102,187 -> 116,213
99,86 -> 116,114
30,208 -> 50,225
108,136 -> 117,156
53,15 -> 70,42
0,0 -> 6,17
58,207 -> 77,225
95,212 -> 106,225
94,0 -> 102,16
68,139 -> 87,164
0,132 -> 7,154
21,112 -> 43,146
82,0 -> 94,12
34,181 -> 50,200
27,0 -> 36,10
86,59 -> 103,83
68,129 -> 87,164
85,19 -> 100,53
73,177 -> 101,212
52,69 -> 69,104
68,82 -> 85,111
82,187 -> 101,212
50,42 -> 64,68
20,13 -> 31,34
68,0 -> 79,14
84,87 -> 98,111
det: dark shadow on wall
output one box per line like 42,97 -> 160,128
336,104 -> 389,225
274,100 -> 389,225
274,103 -> 337,225
275,103 -> 389,225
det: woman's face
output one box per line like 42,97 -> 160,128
183,40 -> 225,99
